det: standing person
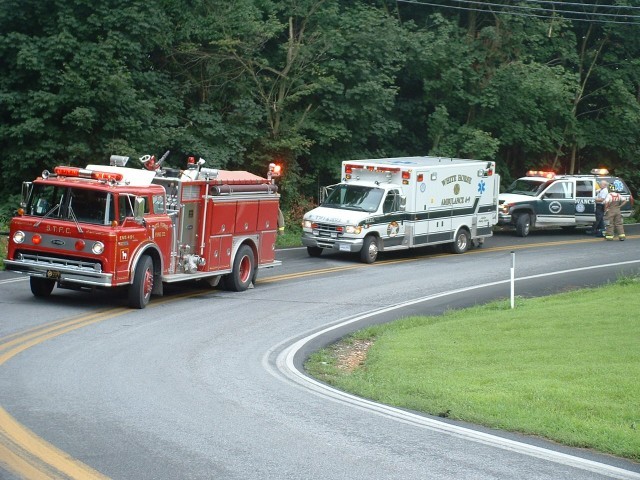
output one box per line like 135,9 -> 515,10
591,180 -> 608,237
603,183 -> 628,241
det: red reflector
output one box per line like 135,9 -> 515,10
75,240 -> 86,251
417,174 -> 423,182
402,170 -> 411,180
32,234 -> 42,245
54,166 -> 80,177
92,171 -> 123,182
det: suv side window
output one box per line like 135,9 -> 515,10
544,181 -> 574,199
576,180 -> 593,198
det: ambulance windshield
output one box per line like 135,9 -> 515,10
27,184 -> 116,225
504,178 -> 552,196
322,184 -> 384,212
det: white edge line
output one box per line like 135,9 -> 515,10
265,259 -> 640,479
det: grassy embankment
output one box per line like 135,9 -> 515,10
306,278 -> 640,462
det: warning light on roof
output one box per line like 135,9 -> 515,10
590,168 -> 610,175
526,170 -> 556,179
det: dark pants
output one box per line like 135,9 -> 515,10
593,204 -> 605,232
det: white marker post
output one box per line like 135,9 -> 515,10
510,251 -> 515,309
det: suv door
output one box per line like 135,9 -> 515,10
536,180 -> 576,226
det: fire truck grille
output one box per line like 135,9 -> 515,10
18,253 -> 103,272
313,223 -> 343,238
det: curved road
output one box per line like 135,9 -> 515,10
1,226 -> 639,479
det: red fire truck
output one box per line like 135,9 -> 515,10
5,153 -> 283,308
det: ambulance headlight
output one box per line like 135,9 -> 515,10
345,225 -> 362,235
91,241 -> 105,255
303,219 -> 313,229
13,231 -> 25,244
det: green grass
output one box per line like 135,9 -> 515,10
306,278 -> 640,461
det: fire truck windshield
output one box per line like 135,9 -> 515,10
27,184 -> 116,225
504,178 -> 553,197
322,184 -> 384,212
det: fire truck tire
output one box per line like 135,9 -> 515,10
226,244 -> 255,292
515,213 -> 531,237
129,255 -> 154,309
360,235 -> 379,264
307,246 -> 323,257
30,277 -> 55,297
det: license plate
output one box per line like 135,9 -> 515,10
46,270 -> 61,279
331,232 -> 337,238
339,244 -> 350,252
312,229 -> 319,235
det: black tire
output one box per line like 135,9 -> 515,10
515,213 -> 531,237
30,277 -> 55,297
128,255 -> 154,309
359,235 -> 379,264
451,229 -> 470,254
307,246 -> 323,257
226,244 -> 255,292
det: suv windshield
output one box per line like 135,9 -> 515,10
322,184 -> 384,212
504,178 -> 553,196
27,184 -> 116,225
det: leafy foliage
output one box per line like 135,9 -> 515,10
2,0 -> 640,205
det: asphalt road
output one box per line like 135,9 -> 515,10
1,226 -> 639,479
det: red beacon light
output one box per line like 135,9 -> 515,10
526,170 -> 555,179
53,166 -> 123,183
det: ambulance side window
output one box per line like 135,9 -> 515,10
383,190 -> 400,213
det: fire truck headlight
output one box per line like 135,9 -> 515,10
302,219 -> 313,229
91,241 -> 105,255
345,225 -> 362,235
13,231 -> 25,244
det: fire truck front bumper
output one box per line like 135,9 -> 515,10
301,233 -> 363,253
5,254 -> 113,287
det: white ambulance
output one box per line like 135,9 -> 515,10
301,156 -> 500,263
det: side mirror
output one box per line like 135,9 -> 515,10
21,182 -> 32,208
134,197 -> 145,224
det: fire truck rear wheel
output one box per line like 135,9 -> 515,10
227,244 -> 255,292
30,277 -> 55,297
451,229 -> 470,254
360,235 -> 379,264
307,246 -> 323,257
129,255 -> 154,309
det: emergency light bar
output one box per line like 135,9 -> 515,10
526,170 -> 555,179
52,166 -> 124,182
590,168 -> 610,175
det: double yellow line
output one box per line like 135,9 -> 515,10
0,291 -> 206,479
0,310 -> 126,479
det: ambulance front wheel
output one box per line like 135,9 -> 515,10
30,277 -> 55,297
307,246 -> 323,257
226,244 -> 255,292
129,255 -> 154,309
360,235 -> 379,263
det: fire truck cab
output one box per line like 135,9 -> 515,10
6,155 -> 282,308
498,169 -> 634,236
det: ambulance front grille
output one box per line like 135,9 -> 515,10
313,223 -> 343,238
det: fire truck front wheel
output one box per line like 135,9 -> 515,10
30,277 -> 55,297
226,244 -> 255,292
129,255 -> 154,309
